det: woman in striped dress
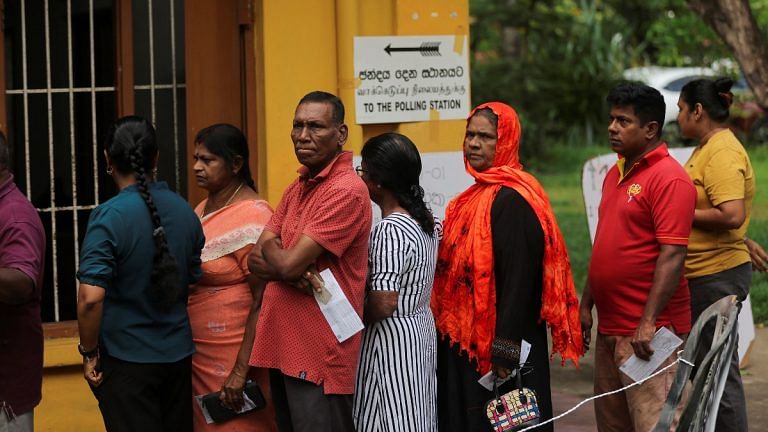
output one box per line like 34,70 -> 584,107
352,132 -> 441,432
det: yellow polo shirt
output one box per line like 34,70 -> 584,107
684,129 -> 755,278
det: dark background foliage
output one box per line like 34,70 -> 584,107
469,0 -> 768,155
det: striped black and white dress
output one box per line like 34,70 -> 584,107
353,212 -> 441,432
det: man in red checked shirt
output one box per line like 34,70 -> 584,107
248,91 -> 371,432
580,83 -> 696,432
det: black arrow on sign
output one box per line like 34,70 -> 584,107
384,42 -> 441,56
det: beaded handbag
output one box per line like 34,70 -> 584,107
485,370 -> 540,432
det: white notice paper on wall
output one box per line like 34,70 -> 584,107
353,152 -> 474,222
619,327 -> 683,383
315,268 -> 364,343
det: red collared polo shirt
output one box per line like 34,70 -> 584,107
589,143 -> 696,336
249,151 -> 372,394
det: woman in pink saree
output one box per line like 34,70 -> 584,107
190,124 -> 276,431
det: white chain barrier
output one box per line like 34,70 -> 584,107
516,350 -> 690,431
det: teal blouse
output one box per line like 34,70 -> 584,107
78,182 -> 204,363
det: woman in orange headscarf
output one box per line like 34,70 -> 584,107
431,102 -> 583,431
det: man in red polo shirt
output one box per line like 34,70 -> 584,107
580,83 -> 696,431
248,91 -> 371,432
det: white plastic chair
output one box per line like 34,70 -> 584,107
653,295 -> 739,432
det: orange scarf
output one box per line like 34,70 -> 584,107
431,102 -> 582,373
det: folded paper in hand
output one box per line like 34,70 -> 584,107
315,268 -> 364,343
619,327 -> 683,383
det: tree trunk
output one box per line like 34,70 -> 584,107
687,0 -> 768,109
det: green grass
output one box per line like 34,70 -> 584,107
528,144 -> 768,325
745,145 -> 768,325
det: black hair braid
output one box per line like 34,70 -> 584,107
129,146 -> 181,307
394,185 -> 435,236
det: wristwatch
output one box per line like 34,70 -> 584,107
78,343 -> 99,359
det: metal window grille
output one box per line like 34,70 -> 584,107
4,0 -> 186,323
133,0 -> 186,194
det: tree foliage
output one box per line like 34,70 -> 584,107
685,0 -> 768,108
470,0 -> 768,148
471,0 -> 635,153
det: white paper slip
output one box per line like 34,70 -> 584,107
619,327 -> 683,383
520,339 -> 532,365
478,370 -> 514,391
315,268 -> 364,343
478,339 -> 532,391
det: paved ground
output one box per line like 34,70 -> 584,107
38,327 -> 767,431
548,325 -> 768,430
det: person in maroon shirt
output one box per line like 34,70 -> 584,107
0,131 -> 46,432
580,83 -> 696,431
248,91 -> 371,432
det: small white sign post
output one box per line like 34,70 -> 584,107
353,35 -> 470,124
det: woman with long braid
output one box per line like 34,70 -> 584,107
352,132 -> 441,432
76,116 -> 205,432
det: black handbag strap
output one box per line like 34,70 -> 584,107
515,367 -> 528,404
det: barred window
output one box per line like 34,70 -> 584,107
2,0 -> 186,323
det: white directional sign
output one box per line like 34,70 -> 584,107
353,35 -> 470,124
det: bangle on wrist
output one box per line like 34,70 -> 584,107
231,369 -> 247,379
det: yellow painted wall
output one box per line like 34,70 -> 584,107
258,0 -> 470,203
393,0 -> 470,154
257,0 -> 339,203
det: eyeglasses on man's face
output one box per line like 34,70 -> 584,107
355,166 -> 367,177
291,121 -> 335,137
